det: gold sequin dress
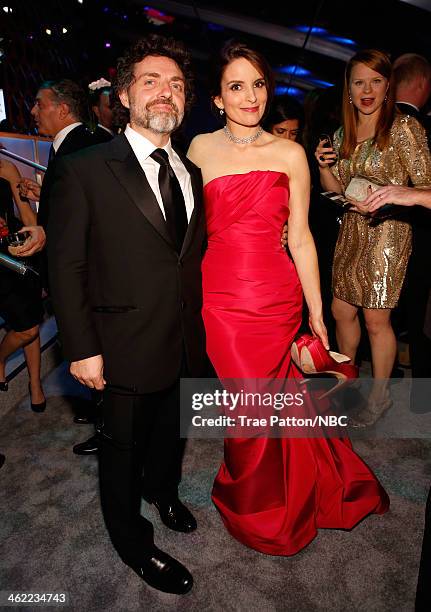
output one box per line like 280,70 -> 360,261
331,114 -> 431,308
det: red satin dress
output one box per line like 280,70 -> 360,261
202,170 -> 389,556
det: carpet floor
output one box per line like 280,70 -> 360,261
1,363 -> 430,611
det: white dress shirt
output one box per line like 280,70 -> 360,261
53,122 -> 82,153
124,124 -> 194,222
98,123 -> 115,136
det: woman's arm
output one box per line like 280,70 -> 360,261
286,144 -> 329,348
314,133 -> 343,193
1,161 -> 36,226
318,165 -> 342,193
366,185 -> 431,212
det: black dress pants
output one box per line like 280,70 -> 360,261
407,258 -> 431,413
408,222 -> 431,380
416,487 -> 431,611
98,375 -> 185,565
408,272 -> 431,378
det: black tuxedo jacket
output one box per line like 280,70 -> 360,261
38,124 -> 108,228
47,134 -> 207,393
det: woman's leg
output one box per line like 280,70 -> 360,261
363,308 -> 396,380
331,297 -> 360,361
360,308 -> 395,415
0,326 -> 38,382
24,331 -> 45,404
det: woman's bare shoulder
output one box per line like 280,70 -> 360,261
188,130 -> 223,164
269,136 -> 306,163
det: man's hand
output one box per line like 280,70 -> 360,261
280,221 -> 288,248
70,355 -> 106,390
365,185 -> 416,212
18,177 -> 41,202
9,225 -> 46,257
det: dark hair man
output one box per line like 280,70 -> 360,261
47,35 -> 206,595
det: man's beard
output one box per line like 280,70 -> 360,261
131,99 -> 184,134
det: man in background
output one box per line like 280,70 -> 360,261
393,54 -> 431,411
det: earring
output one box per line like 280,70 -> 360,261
219,109 -> 224,116
348,94 -> 353,105
384,95 -> 388,103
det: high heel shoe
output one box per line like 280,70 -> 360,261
291,334 -> 358,399
28,382 -> 46,413
350,396 -> 393,428
0,381 -> 8,392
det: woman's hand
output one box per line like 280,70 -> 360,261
314,138 -> 337,168
309,313 -> 329,349
347,196 -> 370,215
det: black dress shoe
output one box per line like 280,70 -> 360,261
73,414 -> 96,424
73,434 -> 99,455
0,453 -> 5,469
0,381 -> 8,392
153,498 -> 197,533
130,546 -> 193,594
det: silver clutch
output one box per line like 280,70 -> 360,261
344,177 -> 382,201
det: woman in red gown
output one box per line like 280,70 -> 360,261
188,41 -> 389,556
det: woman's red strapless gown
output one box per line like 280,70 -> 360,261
202,171 -> 389,556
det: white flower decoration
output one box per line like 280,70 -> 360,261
88,78 -> 111,91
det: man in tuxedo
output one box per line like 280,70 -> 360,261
47,35 -> 206,594
393,54 -> 431,411
16,79 -> 109,256
19,79 -> 109,228
89,80 -> 116,142
73,82 -> 117,455
394,54 -> 431,138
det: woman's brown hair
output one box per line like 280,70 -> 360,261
340,49 -> 396,159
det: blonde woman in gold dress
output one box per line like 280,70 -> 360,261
315,49 -> 431,425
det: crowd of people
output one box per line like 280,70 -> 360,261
1,33 -> 431,608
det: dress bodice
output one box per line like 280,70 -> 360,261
331,114 -> 431,190
204,170 -> 290,253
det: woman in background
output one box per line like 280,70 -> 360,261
0,159 -> 45,411
263,93 -> 304,143
316,49 -> 431,426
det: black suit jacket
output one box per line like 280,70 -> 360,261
47,134 -> 207,393
38,124 -> 108,228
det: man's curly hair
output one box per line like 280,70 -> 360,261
114,34 -> 195,111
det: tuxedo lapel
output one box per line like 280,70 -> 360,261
175,147 -> 204,257
396,102 -> 420,120
106,135 -> 174,248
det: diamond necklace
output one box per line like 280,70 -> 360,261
223,124 -> 263,145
